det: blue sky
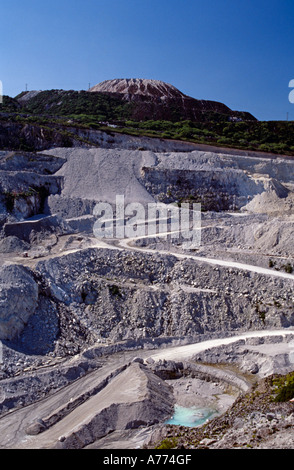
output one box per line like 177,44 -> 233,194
2,0 -> 294,120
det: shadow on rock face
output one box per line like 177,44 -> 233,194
4,296 -> 59,356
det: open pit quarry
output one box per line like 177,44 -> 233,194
0,134 -> 293,449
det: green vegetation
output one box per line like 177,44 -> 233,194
1,90 -> 294,155
272,372 -> 294,402
268,259 -> 293,273
254,301 -> 266,324
155,437 -> 178,449
108,284 -> 122,298
282,263 -> 293,274
121,119 -> 294,155
0,95 -> 21,112
15,90 -> 132,122
4,187 -> 38,211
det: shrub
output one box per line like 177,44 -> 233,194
156,437 -> 178,449
282,263 -> 293,273
108,284 -> 122,297
273,372 -> 294,402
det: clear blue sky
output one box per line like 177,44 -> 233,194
2,0 -> 294,120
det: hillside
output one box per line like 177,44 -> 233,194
0,78 -> 293,155
12,78 -> 256,123
88,78 -> 255,122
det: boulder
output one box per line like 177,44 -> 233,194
26,419 -> 47,436
0,264 -> 39,340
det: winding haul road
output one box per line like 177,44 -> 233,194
0,228 -> 293,448
117,235 -> 294,280
9,216 -> 294,282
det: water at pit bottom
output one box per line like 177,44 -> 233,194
166,404 -> 219,427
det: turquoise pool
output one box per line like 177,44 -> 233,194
166,404 -> 218,427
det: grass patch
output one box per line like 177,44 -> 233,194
156,437 -> 178,449
272,372 -> 294,402
108,284 -> 122,298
